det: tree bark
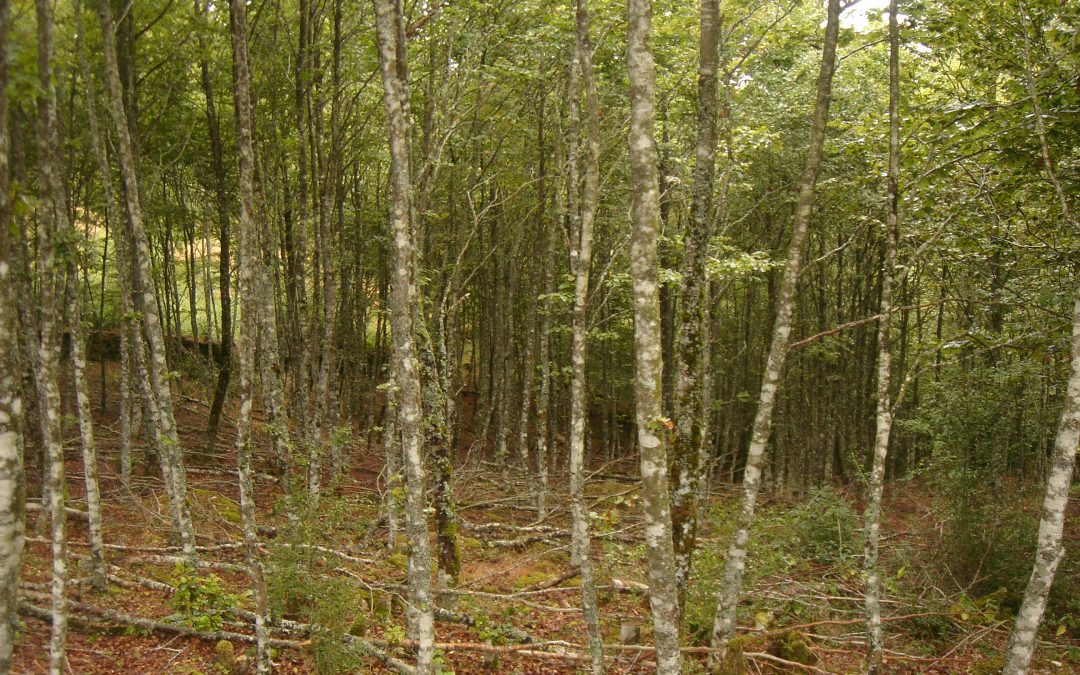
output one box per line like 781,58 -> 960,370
227,0 -> 273,668
198,0 -> 235,458
567,0 -> 604,668
374,0 -> 436,668
1002,8 -> 1080,673
0,3 -> 27,666
34,0 -> 70,666
709,0 -> 840,663
626,0 -> 683,668
862,2 -> 900,671
671,0 -> 720,615
96,0 -> 197,558
65,265 -> 107,590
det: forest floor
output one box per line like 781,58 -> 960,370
10,363 -> 1080,674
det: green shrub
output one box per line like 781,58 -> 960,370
789,487 -> 860,564
169,564 -> 247,632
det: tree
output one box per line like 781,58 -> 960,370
671,0 -> 720,614
374,0 -> 436,668
228,0 -> 272,667
710,0 -> 841,662
34,0 -> 71,666
627,0 -> 683,667
95,0 -> 197,557
0,1 -> 26,667
1001,5 -> 1080,672
861,2 -> 901,671
566,0 -> 604,667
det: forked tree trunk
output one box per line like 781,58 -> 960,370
671,0 -> 720,615
626,0 -> 682,668
709,0 -> 840,664
96,0 -> 196,558
1002,9 -> 1080,674
34,0 -> 70,666
0,3 -> 27,665
862,1 -> 900,671
227,0 -> 272,668
566,0 -> 604,667
374,0 -> 436,668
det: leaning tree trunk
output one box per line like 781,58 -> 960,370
1002,9 -> 1080,674
709,0 -> 840,664
66,266 -> 107,590
626,0 -> 682,668
566,0 -> 604,668
374,0 -> 436,669
862,1 -> 900,671
34,0 -> 70,666
95,0 -> 197,558
0,3 -> 27,666
671,0 -> 720,615
227,0 -> 272,668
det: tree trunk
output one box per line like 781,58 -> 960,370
671,0 -> 720,615
862,2 -> 900,671
709,0 -> 840,663
227,0 -> 272,667
96,0 -> 197,558
1002,9 -> 1080,673
626,0 -> 683,668
66,265 -> 107,590
0,3 -> 27,665
567,0 -> 604,668
198,0 -> 234,457
374,0 -> 436,668
34,0 -> 70,666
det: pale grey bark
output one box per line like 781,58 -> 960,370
0,2 -> 27,666
95,0 -> 196,558
671,0 -> 720,612
73,0 -> 135,491
709,0 -> 840,662
34,0 -> 70,667
626,0 -> 682,668
567,0 -> 604,668
863,2 -> 900,671
383,395 -> 404,552
534,261 -> 552,520
66,267 -> 107,590
1002,9 -> 1079,674
374,0 -> 436,668
516,309 -> 535,472
228,0 -> 272,669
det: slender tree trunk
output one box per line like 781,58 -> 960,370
863,2 -> 900,671
198,0 -> 235,458
567,0 -> 604,667
374,0 -> 436,668
535,257 -> 552,520
75,1 -> 136,489
533,94 -> 552,520
1002,9 -> 1080,673
671,0 -> 719,615
626,0 -> 682,668
709,0 -> 840,663
0,3 -> 27,665
96,0 -> 197,558
34,0 -> 70,666
382,394 -> 403,551
66,266 -> 107,590
227,0 -> 272,668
